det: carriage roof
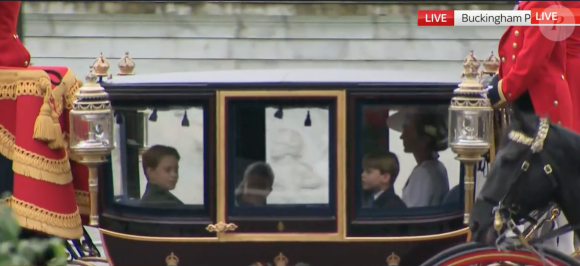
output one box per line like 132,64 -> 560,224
104,69 -> 461,87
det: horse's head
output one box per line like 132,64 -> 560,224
469,113 -> 574,244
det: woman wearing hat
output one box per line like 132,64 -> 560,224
387,108 -> 450,208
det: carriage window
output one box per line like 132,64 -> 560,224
357,104 -> 461,213
225,99 -> 335,216
111,107 -> 206,207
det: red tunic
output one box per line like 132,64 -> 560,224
561,1 -> 580,133
0,1 -> 30,68
487,1 -> 573,129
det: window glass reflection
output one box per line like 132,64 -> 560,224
139,108 -> 204,205
359,105 -> 461,211
112,107 -> 205,207
230,104 -> 331,207
112,120 -> 123,197
266,107 -> 329,204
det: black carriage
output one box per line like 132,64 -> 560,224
94,66 -> 477,266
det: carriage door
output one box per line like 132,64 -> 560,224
213,90 -> 346,242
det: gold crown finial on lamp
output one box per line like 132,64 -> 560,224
274,253 -> 288,266
462,50 -> 481,77
92,52 -> 110,77
482,51 -> 500,74
117,52 -> 136,76
85,66 -> 99,85
386,252 -> 400,266
166,252 -> 179,266
457,51 -> 483,92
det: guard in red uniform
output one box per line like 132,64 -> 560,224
486,0 -> 577,255
562,1 -> 580,133
486,1 -> 573,129
0,1 -> 86,239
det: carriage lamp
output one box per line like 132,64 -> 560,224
448,51 -> 494,224
69,67 -> 114,226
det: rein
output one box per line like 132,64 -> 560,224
490,118 -> 553,237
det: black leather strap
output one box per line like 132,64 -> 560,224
530,223 -> 580,244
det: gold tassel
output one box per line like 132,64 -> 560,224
33,85 -> 56,142
48,137 -> 65,149
47,109 -> 64,149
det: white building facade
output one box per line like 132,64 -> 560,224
23,2 -> 510,76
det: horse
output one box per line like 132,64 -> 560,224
469,111 -> 580,250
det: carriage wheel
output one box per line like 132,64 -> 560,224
421,242 -> 580,266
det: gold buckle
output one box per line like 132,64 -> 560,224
521,161 -> 530,171
544,164 -> 553,174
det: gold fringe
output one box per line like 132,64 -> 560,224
65,78 -> 82,111
33,85 -> 57,142
75,190 -> 90,215
12,145 -> 72,185
0,73 -> 49,100
48,110 -> 65,149
51,69 -> 79,116
0,127 -> 72,184
0,124 -> 15,160
49,71 -> 82,149
9,196 -> 83,239
48,136 -> 66,149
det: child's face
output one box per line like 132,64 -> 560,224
361,168 -> 390,192
146,155 -> 179,190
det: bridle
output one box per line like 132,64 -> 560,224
480,117 -> 558,249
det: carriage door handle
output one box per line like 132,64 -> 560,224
205,222 -> 238,233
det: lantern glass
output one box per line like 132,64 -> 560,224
69,111 -> 113,151
448,108 -> 493,150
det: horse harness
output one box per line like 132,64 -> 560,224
482,117 -> 580,256
482,118 -> 557,249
